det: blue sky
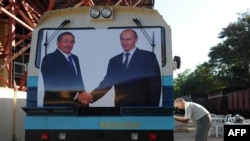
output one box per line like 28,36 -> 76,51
155,0 -> 250,76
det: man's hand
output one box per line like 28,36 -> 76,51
77,92 -> 93,105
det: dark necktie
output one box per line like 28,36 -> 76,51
124,52 -> 130,69
68,55 -> 75,73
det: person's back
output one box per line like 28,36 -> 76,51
174,97 -> 211,141
185,101 -> 210,122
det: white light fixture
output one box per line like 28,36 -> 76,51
90,8 -> 100,18
131,133 -> 138,140
101,7 -> 112,18
59,132 -> 66,140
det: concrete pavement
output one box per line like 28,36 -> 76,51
174,121 -> 223,141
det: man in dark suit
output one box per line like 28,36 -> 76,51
41,31 -> 86,106
81,29 -> 162,106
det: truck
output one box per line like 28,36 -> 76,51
22,3 -> 180,141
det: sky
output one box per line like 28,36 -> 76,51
154,0 -> 250,76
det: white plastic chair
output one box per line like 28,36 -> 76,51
208,115 -> 224,137
224,114 -> 232,123
242,119 -> 250,124
227,117 -> 235,123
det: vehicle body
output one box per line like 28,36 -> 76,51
23,5 -> 175,141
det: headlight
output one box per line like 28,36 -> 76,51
101,7 -> 112,18
89,8 -> 100,18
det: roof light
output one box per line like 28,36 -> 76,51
90,8 -> 100,18
101,7 -> 112,18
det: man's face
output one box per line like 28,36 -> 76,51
120,30 -> 138,52
175,101 -> 185,109
57,34 -> 75,54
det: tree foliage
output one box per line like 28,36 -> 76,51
174,10 -> 250,97
174,69 -> 191,98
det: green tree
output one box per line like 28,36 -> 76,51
208,11 -> 250,88
174,10 -> 250,97
174,69 -> 191,98
174,63 -> 220,98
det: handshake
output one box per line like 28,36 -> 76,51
77,91 -> 93,105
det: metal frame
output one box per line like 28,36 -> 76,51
0,0 -> 154,90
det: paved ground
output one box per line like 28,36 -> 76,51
174,121 -> 223,141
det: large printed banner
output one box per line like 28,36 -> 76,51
37,28 -> 164,107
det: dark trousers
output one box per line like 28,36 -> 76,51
196,114 -> 211,141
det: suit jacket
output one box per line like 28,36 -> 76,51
91,48 -> 162,106
41,49 -> 85,106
